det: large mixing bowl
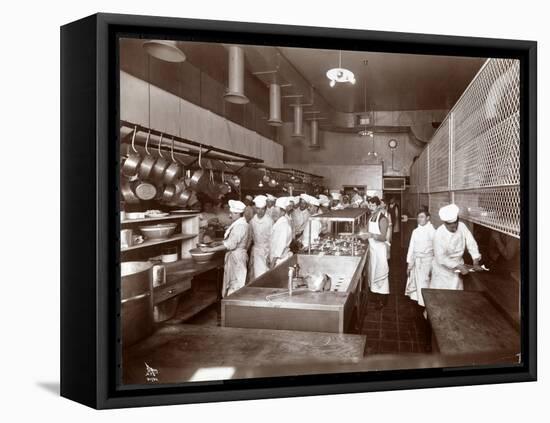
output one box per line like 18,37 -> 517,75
139,223 -> 177,240
189,247 -> 216,263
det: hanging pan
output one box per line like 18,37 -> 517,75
121,126 -> 141,178
151,133 -> 170,183
137,130 -> 156,181
163,136 -> 183,185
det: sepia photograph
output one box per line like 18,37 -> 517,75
117,36 -> 523,387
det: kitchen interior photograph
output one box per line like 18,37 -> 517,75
118,38 -> 521,385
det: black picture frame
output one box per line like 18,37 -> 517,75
60,12 -> 537,409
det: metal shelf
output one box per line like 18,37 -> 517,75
121,233 -> 198,252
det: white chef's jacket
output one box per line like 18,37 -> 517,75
405,222 -> 435,306
291,208 -> 310,235
269,214 -> 293,267
248,214 -> 273,280
431,222 -> 481,290
221,217 -> 250,297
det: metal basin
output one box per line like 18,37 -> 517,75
222,253 -> 367,333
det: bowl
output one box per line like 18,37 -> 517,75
189,248 -> 216,263
126,212 -> 146,220
139,223 -> 177,240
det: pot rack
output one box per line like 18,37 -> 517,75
120,120 -> 263,174
244,164 -> 323,184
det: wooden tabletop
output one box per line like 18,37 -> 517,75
164,255 -> 224,283
122,324 -> 366,385
422,289 -> 520,355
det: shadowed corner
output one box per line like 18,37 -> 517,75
36,381 -> 60,396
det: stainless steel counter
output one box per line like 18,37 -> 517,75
221,251 -> 368,333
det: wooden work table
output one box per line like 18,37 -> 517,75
423,288 -> 520,356
122,324 -> 366,385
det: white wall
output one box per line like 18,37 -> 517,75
120,71 -> 284,167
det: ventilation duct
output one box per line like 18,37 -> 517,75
308,120 -> 320,149
267,83 -> 283,126
224,46 -> 249,104
291,104 -> 304,138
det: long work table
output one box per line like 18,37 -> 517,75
122,324 -> 367,385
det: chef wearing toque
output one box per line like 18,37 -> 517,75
431,203 -> 483,290
202,199 -> 250,297
269,197 -> 293,268
248,195 -> 273,280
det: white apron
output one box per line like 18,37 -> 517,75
270,215 -> 293,268
222,217 -> 250,297
367,212 -> 390,294
248,214 -> 272,280
404,223 -> 435,307
431,222 -> 481,291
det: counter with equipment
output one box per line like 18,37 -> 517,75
302,208 -> 370,255
221,251 -> 369,334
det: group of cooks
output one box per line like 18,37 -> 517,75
199,190 -> 483,314
199,191 -> 335,298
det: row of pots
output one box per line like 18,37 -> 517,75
121,127 -> 241,206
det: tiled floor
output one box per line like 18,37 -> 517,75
185,245 -> 432,356
361,246 -> 431,355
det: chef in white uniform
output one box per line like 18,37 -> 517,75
358,196 -> 390,309
431,203 -> 482,290
202,200 -> 250,297
291,194 -> 311,238
300,195 -> 322,247
318,194 -> 331,234
405,209 -> 436,307
265,194 -> 277,221
269,197 -> 293,268
248,195 -> 273,280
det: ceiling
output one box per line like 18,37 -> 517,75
122,38 -> 486,134
276,47 -> 485,113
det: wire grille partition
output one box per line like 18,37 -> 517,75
404,58 -> 520,238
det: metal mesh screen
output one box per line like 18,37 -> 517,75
428,119 -> 450,192
403,58 -> 520,238
415,152 -> 429,193
452,59 -> 520,189
454,187 -> 520,238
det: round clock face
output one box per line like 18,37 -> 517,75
388,139 -> 398,149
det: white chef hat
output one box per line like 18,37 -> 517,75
300,193 -> 309,201
228,199 -> 246,214
439,203 -> 459,223
253,195 -> 267,208
319,195 -> 330,207
245,195 -> 253,201
331,192 -> 342,200
275,197 -> 289,210
308,196 -> 320,206
266,194 -> 276,202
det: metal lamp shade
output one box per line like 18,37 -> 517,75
143,40 -> 186,63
